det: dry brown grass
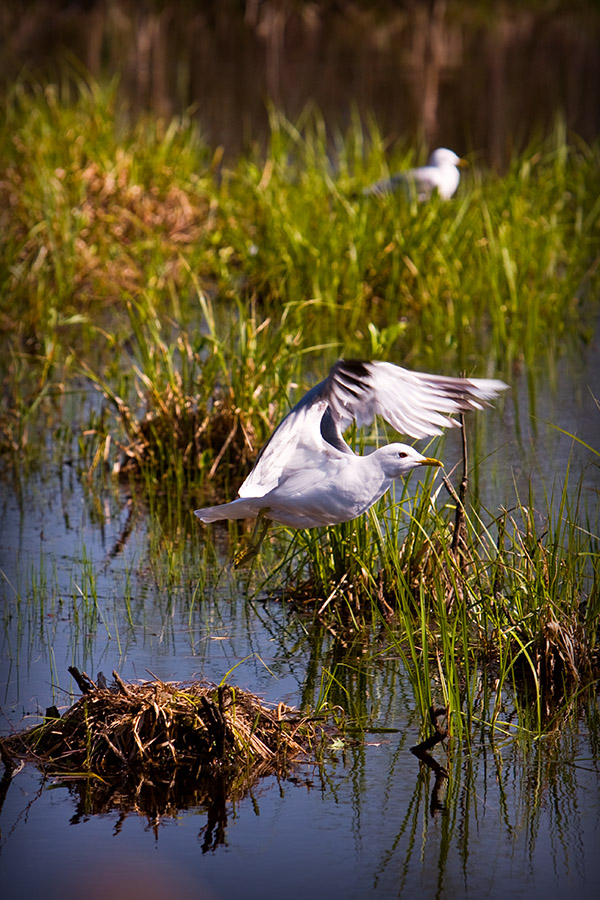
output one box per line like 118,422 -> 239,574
0,668 -> 330,778
0,669 -> 334,850
0,139 -> 215,322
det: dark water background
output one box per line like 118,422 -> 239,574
2,0 -> 600,165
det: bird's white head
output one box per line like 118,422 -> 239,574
428,148 -> 462,168
377,443 -> 443,479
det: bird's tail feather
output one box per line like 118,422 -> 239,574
194,498 -> 261,523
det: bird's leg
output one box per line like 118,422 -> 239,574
233,508 -> 271,568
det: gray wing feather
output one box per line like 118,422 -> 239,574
237,359 -> 508,497
327,360 -> 507,439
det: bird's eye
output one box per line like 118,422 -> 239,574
398,451 -> 408,458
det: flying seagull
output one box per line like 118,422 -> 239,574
364,148 -> 465,200
195,360 -> 508,550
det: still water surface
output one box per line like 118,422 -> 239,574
1,342 -> 599,899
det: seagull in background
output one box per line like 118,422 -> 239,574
364,148 -> 465,200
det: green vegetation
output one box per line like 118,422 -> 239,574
264,456 -> 598,739
1,75 -> 599,744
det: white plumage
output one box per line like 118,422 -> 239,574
365,148 -> 464,200
194,359 -> 508,530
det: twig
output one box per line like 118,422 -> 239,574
410,705 -> 449,777
441,413 -> 468,554
452,413 -> 468,551
68,666 -> 96,694
112,670 -> 132,697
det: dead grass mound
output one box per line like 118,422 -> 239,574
0,668 -> 330,778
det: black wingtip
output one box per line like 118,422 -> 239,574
331,359 -> 372,400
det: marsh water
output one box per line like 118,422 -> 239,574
2,2 -> 600,898
1,331 -> 599,900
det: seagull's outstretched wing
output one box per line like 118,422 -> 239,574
238,359 -> 508,499
325,360 -> 508,438
237,381 -> 343,499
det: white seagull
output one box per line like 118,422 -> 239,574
194,360 -> 508,542
364,148 -> 465,201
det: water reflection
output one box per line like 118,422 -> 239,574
64,766 -> 239,852
1,707 -> 598,899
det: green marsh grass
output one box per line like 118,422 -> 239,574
257,448 -> 599,740
218,110 -> 600,369
2,76 -> 599,474
3,82 -> 599,370
1,75 -> 599,743
79,286 -> 308,487
0,76 -> 217,335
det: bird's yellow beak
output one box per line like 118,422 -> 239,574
419,457 -> 443,468
457,158 -> 468,168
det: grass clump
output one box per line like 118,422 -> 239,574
80,287 -> 306,488
0,667 -> 329,777
0,667 -> 334,849
0,76 -> 219,352
264,450 -> 599,737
